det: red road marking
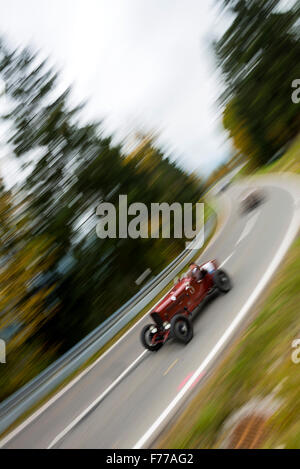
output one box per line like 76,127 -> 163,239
177,371 -> 205,392
177,373 -> 193,391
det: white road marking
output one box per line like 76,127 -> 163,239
0,196 -> 232,449
47,350 -> 147,449
219,252 -> 234,268
235,212 -> 260,246
133,205 -> 300,449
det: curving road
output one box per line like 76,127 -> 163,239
2,176 -> 300,449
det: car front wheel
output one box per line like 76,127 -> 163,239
213,269 -> 232,293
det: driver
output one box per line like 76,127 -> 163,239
188,263 -> 203,282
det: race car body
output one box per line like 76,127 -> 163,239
140,260 -> 232,351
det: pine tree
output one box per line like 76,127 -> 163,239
215,0 -> 300,165
0,180 -> 57,353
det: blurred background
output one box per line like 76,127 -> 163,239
0,0 -> 299,403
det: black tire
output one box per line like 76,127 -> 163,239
170,315 -> 193,344
140,324 -> 163,352
213,269 -> 232,293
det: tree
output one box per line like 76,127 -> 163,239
215,0 -> 300,165
0,180 -> 58,353
0,37 -> 203,378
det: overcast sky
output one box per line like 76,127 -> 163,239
0,0 -> 232,178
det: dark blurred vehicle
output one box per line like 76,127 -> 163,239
140,260 -> 232,352
241,188 -> 265,214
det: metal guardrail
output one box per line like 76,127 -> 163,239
0,215 -> 216,434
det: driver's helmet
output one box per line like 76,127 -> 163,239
189,263 -> 199,279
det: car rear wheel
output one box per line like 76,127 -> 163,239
171,315 -> 193,344
213,269 -> 232,293
140,324 -> 163,352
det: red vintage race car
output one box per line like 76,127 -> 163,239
141,260 -> 232,352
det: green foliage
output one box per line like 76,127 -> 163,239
0,39 -> 204,398
216,0 -> 300,165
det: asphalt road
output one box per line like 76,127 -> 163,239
2,178 -> 300,449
